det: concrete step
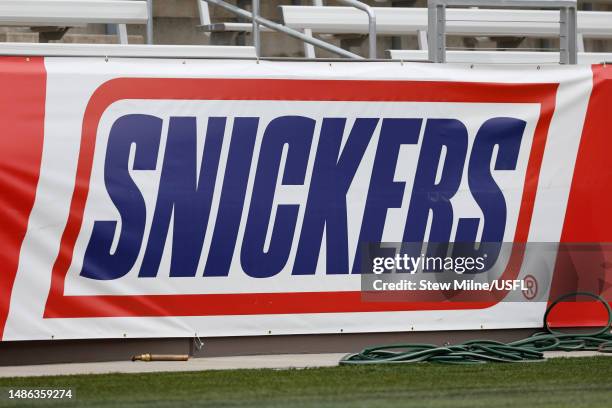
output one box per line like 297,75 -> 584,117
154,0 -> 199,18
0,29 -> 144,44
0,31 -> 38,42
66,24 -> 108,35
52,33 -> 145,44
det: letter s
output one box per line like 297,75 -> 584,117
80,114 -> 162,280
453,117 -> 525,272
457,117 -> 525,243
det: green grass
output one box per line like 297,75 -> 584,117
1,357 -> 611,407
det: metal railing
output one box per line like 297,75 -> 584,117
428,0 -> 578,64
338,0 -> 377,59
203,0 -> 377,59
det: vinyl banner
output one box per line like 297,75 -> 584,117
1,56 -> 611,340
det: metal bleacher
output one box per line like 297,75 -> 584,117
0,0 -> 610,63
199,0 -> 612,64
279,1 -> 612,62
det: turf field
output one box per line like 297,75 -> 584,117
0,356 -> 611,407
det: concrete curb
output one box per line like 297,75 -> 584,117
0,351 -> 609,378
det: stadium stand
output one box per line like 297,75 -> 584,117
192,0 -> 612,62
0,0 -> 610,62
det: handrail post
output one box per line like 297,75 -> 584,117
560,6 -> 578,64
428,1 -> 445,62
252,0 -> 260,57
337,0 -> 377,59
146,0 -> 153,45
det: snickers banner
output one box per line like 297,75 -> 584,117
0,56 -> 611,340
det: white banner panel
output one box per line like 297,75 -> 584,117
0,57 -> 604,341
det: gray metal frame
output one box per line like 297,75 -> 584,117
252,0 -> 260,56
428,0 -> 578,64
146,0 -> 153,45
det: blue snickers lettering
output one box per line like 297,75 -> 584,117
203,118 -> 259,277
293,118 -> 378,275
139,117 -> 224,278
241,116 -> 315,278
353,119 -> 422,273
81,114 -> 162,280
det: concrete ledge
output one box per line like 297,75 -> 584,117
0,353 -> 346,378
1,351 -> 611,378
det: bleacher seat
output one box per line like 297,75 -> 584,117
0,0 -> 148,44
388,49 -> 612,64
281,6 -> 612,53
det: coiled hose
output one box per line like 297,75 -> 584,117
340,292 -> 612,365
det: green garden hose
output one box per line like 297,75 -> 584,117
340,292 -> 612,365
